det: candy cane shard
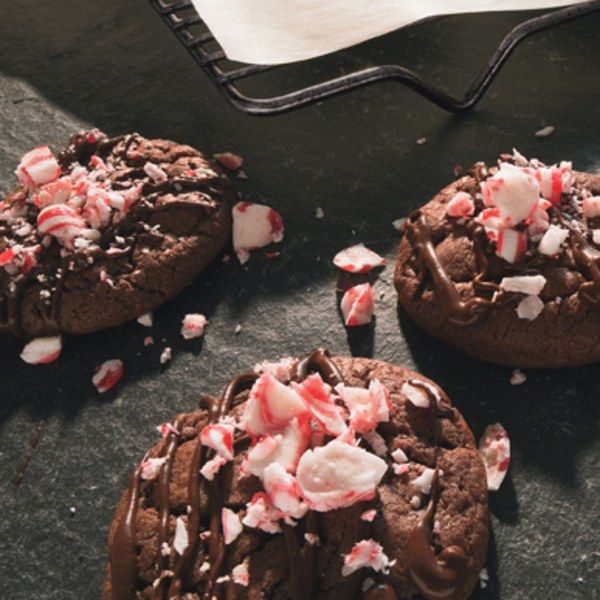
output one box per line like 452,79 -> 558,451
200,455 -> 228,481
140,457 -> 167,481
333,244 -> 386,273
292,373 -> 348,436
200,421 -> 235,460
341,540 -> 391,577
20,335 -> 62,364
500,275 -> 547,295
92,359 -> 124,393
253,357 -> 295,382
340,283 -> 375,326
231,560 -> 249,586
479,423 -> 510,491
181,313 -> 207,339
335,379 -> 390,433
242,492 -> 282,534
241,371 -> 309,437
538,224 -> 569,256
16,146 -> 61,189
261,462 -> 307,519
232,201 -> 284,264
446,192 -> 474,218
173,517 -> 189,555
296,440 -> 387,511
516,295 -> 545,321
222,508 -> 243,545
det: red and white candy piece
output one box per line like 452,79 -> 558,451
582,196 -> 600,219
533,162 -> 571,204
335,379 -> 390,433
16,145 -> 61,190
293,373 -> 347,437
340,283 -> 375,327
500,274 -> 547,295
200,455 -> 228,481
262,462 -> 307,519
200,421 -> 235,460
446,191 -> 474,218
20,335 -> 62,364
173,516 -> 189,555
341,540 -> 391,577
82,191 -> 112,229
143,161 -> 167,183
92,359 -> 124,393
296,440 -> 387,511
253,357 -> 295,382
495,228 -> 528,264
232,560 -> 249,587
516,295 -> 545,321
181,313 -> 207,340
232,201 -> 284,264
37,204 -> 87,247
333,244 -> 386,273
140,457 -> 167,480
156,422 -> 179,438
32,177 -> 72,209
361,509 -> 377,522
412,467 -> 436,495
481,163 -> 539,226
215,152 -> 244,171
479,423 -> 510,491
242,492 -> 282,534
538,224 -> 569,256
241,371 -> 309,437
222,507 -> 243,545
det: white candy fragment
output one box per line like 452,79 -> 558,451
412,467 -> 436,495
181,313 -> 207,339
500,275 -> 547,295
173,517 -> 189,555
159,347 -> 172,364
253,357 -> 294,382
315,207 -> 324,219
446,192 -> 474,218
534,162 -> 571,204
538,224 -> 569,256
140,457 -> 167,480
401,382 -> 430,409
342,540 -> 391,577
241,371 -> 308,437
262,463 -> 306,519
479,423 -> 510,491
242,492 -> 282,534
16,145 -> 61,189
333,244 -> 386,273
534,125 -> 555,137
222,508 -> 243,545
293,374 -> 347,436
392,218 -> 406,231
361,509 -> 377,522
296,440 -> 387,511
481,163 -> 539,227
231,560 -> 249,586
143,161 -> 168,183
510,369 -> 527,385
582,196 -> 600,218
336,380 -> 390,433
593,230 -> 600,245
391,448 -> 408,463
201,421 -> 235,460
232,201 -> 284,264
495,228 -> 528,264
516,295 -> 545,321
137,312 -> 153,327
20,335 -> 62,364
340,283 -> 375,327
92,359 -> 124,393
200,455 -> 228,481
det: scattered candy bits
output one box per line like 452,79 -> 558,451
232,201 -> 284,264
333,244 -> 386,273
479,423 -> 511,491
214,152 -> 244,171
340,283 -> 375,326
20,335 -> 62,364
510,369 -> 527,385
92,359 -> 124,393
342,539 -> 392,577
181,313 -> 207,340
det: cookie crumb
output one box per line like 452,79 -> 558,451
234,324 -> 242,335
510,369 -> 526,385
392,218 -> 406,231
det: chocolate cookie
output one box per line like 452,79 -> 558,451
0,130 -> 233,337
395,151 -> 600,368
103,350 -> 488,599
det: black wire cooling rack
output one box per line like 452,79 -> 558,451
150,0 -> 600,116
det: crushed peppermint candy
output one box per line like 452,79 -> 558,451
159,347 -> 172,365
20,335 -> 62,364
534,125 -> 555,137
412,467 -> 437,495
516,295 -> 545,321
181,313 -> 207,339
446,191 -> 474,218
479,423 -> 510,491
500,275 -> 547,296
231,560 -> 249,586
391,448 -> 408,463
304,532 -> 320,545
510,369 -> 527,385
242,492 -> 282,534
392,218 -> 406,232
335,379 -> 390,433
140,457 -> 167,480
232,201 -> 284,264
92,359 -> 124,393
315,207 -> 324,219
173,517 -> 189,555
222,508 -> 243,545
340,283 -> 375,327
538,224 -> 569,256
342,539 -> 391,577
200,421 -> 235,460
200,455 -> 228,481
333,244 -> 386,273
156,422 -> 179,437
361,509 -> 377,522
214,152 -> 244,171
137,312 -> 153,327
254,356 -> 294,382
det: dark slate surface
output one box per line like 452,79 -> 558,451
0,2 -> 598,599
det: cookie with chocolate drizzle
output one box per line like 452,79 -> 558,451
0,130 -> 233,337
395,150 -> 600,367
102,350 -> 488,599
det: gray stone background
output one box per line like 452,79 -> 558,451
0,1 -> 598,598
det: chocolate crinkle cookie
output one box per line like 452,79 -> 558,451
0,130 -> 233,337
103,350 -> 488,600
395,149 -> 600,368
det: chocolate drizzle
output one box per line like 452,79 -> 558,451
0,130 -> 230,337
108,352 -> 468,600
